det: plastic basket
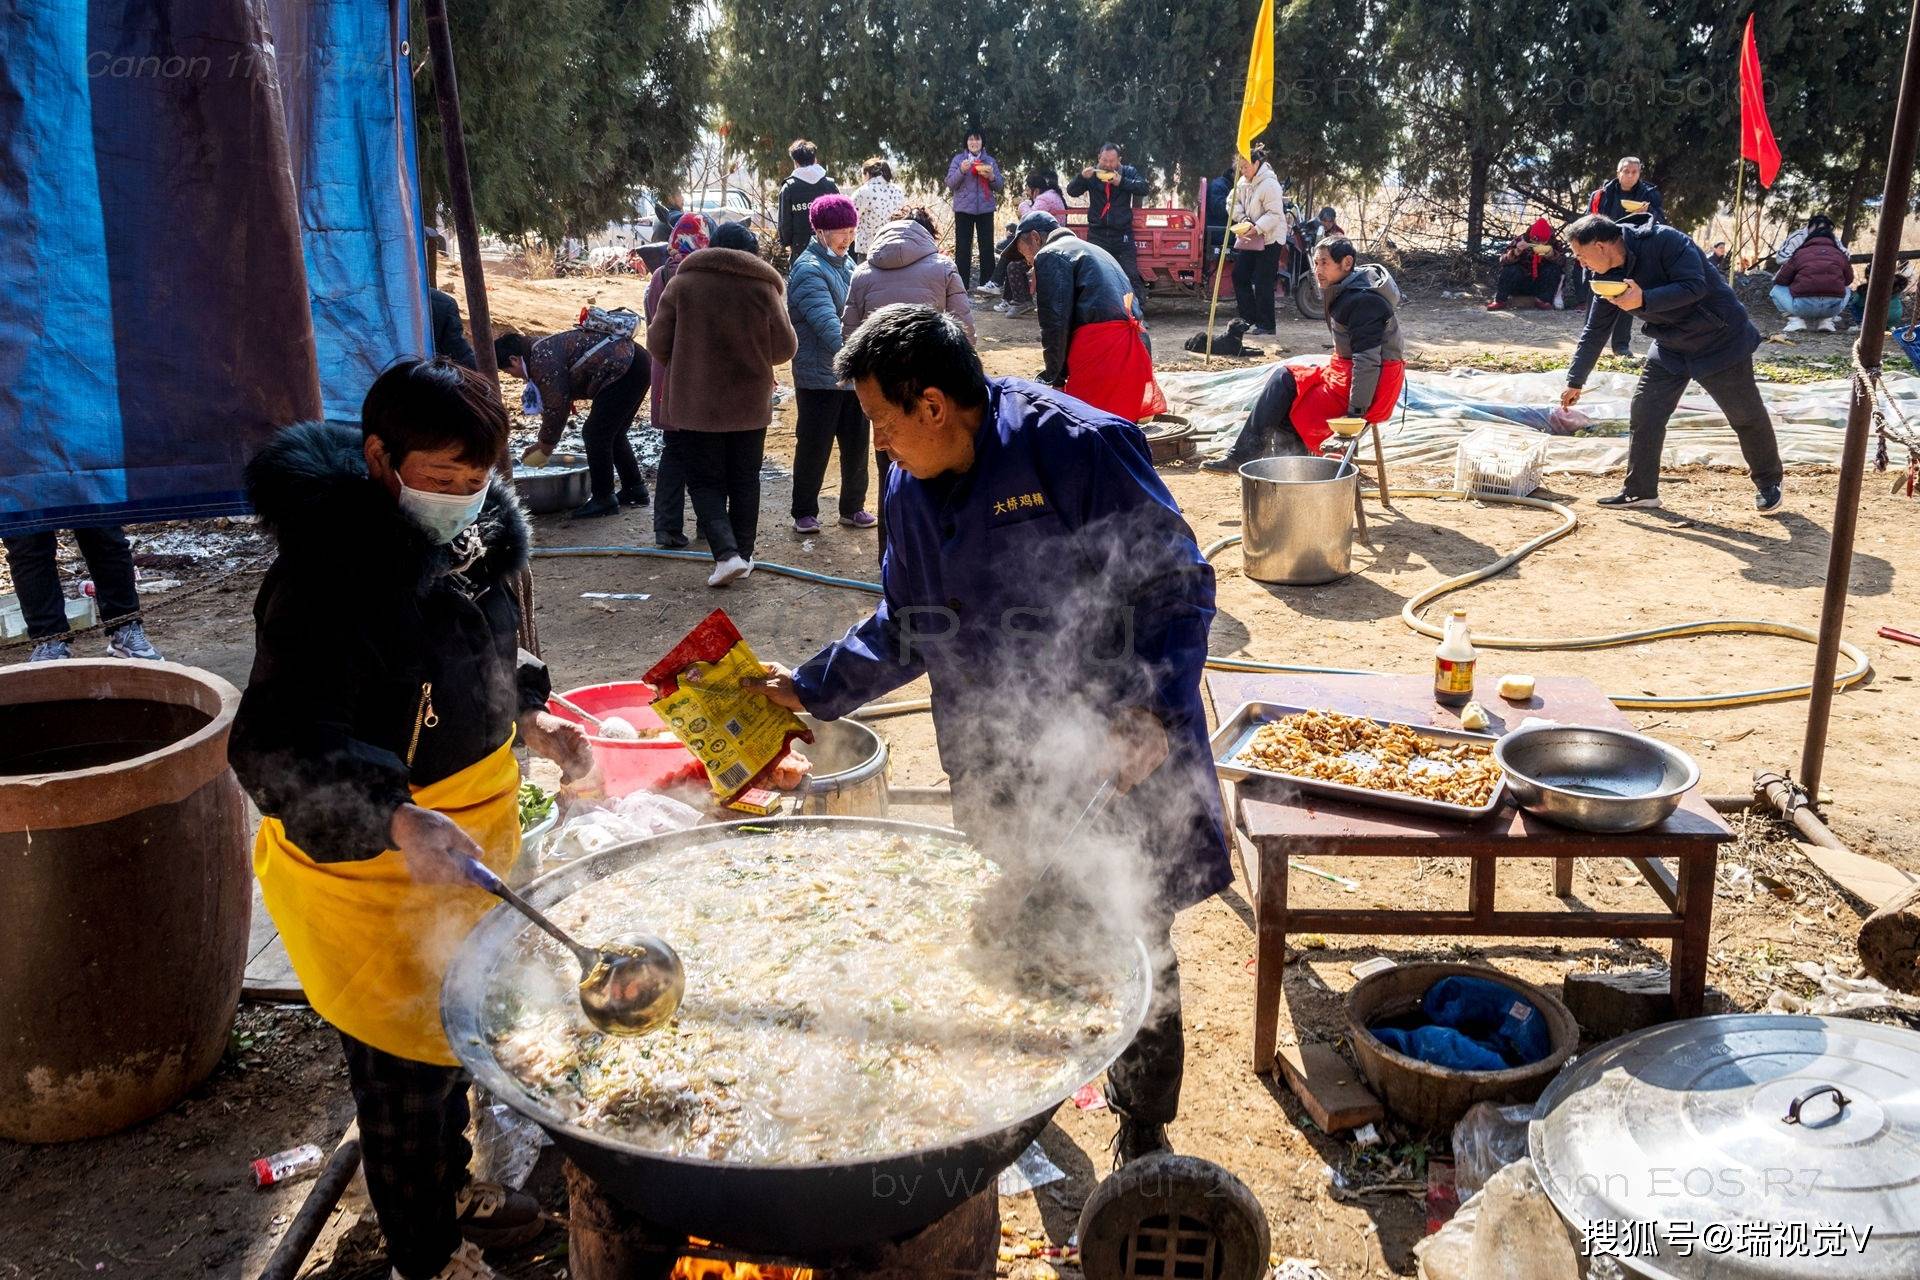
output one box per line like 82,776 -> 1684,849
1453,427 -> 1548,497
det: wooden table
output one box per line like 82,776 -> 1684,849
1206,672 -> 1732,1075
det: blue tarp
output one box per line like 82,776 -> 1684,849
0,1 -> 429,537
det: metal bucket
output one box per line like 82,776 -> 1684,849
795,714 -> 889,816
1240,454 -> 1357,585
513,451 -> 591,514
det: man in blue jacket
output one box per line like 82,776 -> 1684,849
1561,215 -> 1784,513
742,304 -> 1229,1166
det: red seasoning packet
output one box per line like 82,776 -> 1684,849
644,610 -> 812,803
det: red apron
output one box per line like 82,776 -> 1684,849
1062,317 -> 1167,421
1286,356 -> 1406,453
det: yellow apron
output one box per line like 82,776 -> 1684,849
253,737 -> 521,1065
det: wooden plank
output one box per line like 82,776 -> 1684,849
1252,844 -> 1289,1074
246,879 -> 278,963
1281,908 -> 1683,938
1629,855 -> 1680,910
1794,840 -> 1916,910
1275,1042 -> 1385,1133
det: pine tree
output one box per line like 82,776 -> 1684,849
412,0 -> 711,244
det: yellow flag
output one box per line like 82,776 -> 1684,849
1236,0 -> 1275,159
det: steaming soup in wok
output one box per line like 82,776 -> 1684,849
487,826 -> 1136,1164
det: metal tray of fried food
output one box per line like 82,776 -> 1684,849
1210,701 -> 1509,820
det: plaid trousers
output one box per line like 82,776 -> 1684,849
339,1032 -> 473,1279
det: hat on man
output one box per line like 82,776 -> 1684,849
999,210 -> 1060,263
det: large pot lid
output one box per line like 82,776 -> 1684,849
1529,1014 -> 1920,1279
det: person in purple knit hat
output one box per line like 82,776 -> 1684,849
785,193 -> 876,534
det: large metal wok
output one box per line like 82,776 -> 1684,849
442,816 -> 1153,1255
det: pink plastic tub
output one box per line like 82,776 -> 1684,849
548,681 -> 705,798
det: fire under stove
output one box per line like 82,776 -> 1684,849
563,1160 -> 1000,1280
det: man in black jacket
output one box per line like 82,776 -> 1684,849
1561,214 -> 1783,513
232,360 -> 595,1280
1588,157 -> 1666,356
1006,212 -> 1163,421
1066,142 -> 1149,301
776,139 -> 839,262
428,287 -> 476,370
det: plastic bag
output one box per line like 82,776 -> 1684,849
1466,1159 -> 1579,1279
1545,407 -> 1589,435
544,793 -> 703,867
1414,1159 -> 1579,1280
645,610 -> 811,802
1452,1102 -> 1536,1198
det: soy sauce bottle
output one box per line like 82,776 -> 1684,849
1434,609 -> 1477,709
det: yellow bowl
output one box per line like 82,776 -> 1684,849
1327,416 -> 1368,438
1590,280 -> 1629,298
1531,243 -> 1551,256
1621,199 -> 1649,214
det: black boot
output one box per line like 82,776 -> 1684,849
570,495 -> 619,519
1201,455 -> 1249,474
1111,1118 -> 1172,1170
618,486 -> 650,507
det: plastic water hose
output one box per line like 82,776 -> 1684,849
535,485 -> 1872,715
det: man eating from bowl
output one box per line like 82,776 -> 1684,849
738,304 -> 1230,1168
1560,214 -> 1784,514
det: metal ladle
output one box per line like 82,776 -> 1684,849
461,857 -> 684,1035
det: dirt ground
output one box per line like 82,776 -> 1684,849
4,272 -> 1914,1280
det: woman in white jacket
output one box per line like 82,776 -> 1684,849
1229,145 -> 1288,334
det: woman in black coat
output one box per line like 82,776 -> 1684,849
230,360 -> 592,1280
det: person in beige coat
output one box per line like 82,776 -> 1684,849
646,223 -> 798,586
1229,146 -> 1288,334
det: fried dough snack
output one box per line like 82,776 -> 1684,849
1236,709 -> 1500,806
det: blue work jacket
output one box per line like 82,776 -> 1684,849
793,378 -> 1231,910
1570,223 -> 1761,387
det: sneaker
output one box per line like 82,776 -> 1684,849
994,301 -> 1013,314
1755,484 -> 1784,514
1597,491 -> 1661,510
1011,302 -> 1036,316
654,531 -> 690,550
1248,326 -> 1275,336
707,554 -> 753,587
1817,317 -> 1838,333
1534,298 -> 1554,311
1611,346 -> 1633,357
29,637 -> 73,662
453,1180 -> 543,1249
106,620 -> 162,660
975,281 -> 1002,296
392,1240 -> 496,1280
1201,456 -> 1247,474
569,496 -> 619,519
616,487 -> 650,507
1111,1118 -> 1172,1171
792,515 -> 822,535
838,510 -> 877,529
1486,299 -> 1509,311
1783,316 -> 1809,332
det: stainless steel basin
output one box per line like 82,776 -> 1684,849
513,452 -> 591,514
1494,724 -> 1699,833
795,714 -> 889,816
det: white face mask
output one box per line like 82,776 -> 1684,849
398,481 -> 488,544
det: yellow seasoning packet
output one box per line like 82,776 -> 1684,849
644,609 -> 812,803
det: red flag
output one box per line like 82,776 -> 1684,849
1740,14 -> 1782,187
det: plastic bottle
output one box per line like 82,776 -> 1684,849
251,1143 -> 325,1188
1434,609 -> 1477,708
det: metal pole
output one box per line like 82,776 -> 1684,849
421,0 -> 538,653
422,0 -> 497,394
1799,0 -> 1920,799
1727,157 -> 1744,283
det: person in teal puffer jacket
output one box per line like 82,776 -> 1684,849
786,194 -> 874,534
